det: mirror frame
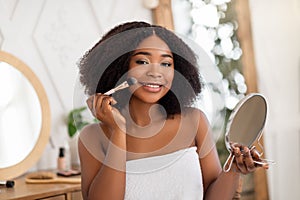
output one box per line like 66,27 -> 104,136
225,93 -> 267,150
0,51 -> 51,179
223,93 -> 268,172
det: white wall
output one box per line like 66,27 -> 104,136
0,0 -> 152,170
249,0 -> 300,199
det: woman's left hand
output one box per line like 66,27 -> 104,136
231,143 -> 269,174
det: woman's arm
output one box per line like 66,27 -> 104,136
193,110 -> 239,199
200,147 -> 240,199
79,127 -> 127,200
79,94 -> 127,200
194,110 -> 265,200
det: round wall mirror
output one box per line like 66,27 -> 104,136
0,51 -> 51,179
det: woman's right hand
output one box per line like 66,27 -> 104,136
86,93 -> 126,132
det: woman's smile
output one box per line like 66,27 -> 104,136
139,81 -> 165,93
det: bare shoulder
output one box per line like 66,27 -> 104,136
183,107 -> 209,124
183,107 -> 212,149
79,123 -> 107,161
79,123 -> 104,140
80,123 -> 101,134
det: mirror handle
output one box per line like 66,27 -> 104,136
223,152 -> 235,172
257,142 -> 264,157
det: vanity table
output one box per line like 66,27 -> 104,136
0,175 -> 82,200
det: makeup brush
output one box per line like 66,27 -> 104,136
0,180 -> 15,188
104,77 -> 137,95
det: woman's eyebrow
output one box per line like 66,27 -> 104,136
132,51 -> 173,59
161,54 -> 173,59
132,51 -> 151,57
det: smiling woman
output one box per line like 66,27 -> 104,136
0,51 -> 51,180
74,21 -> 269,200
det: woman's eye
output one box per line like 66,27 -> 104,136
161,62 -> 172,67
136,60 -> 149,65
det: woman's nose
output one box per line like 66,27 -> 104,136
146,64 -> 162,78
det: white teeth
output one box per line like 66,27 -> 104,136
145,84 -> 160,88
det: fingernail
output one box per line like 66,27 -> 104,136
243,146 -> 250,153
234,147 -> 239,153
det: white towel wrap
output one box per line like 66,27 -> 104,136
125,147 -> 203,200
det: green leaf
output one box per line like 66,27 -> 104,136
67,106 -> 91,138
68,123 -> 77,138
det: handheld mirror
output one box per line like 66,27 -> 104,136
223,93 -> 272,172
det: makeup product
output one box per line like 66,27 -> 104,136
57,147 -> 66,171
57,169 -> 81,177
104,77 -> 137,95
0,180 -> 15,188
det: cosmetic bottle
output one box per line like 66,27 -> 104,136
57,147 -> 66,171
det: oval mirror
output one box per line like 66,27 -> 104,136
0,51 -> 51,179
223,93 -> 270,172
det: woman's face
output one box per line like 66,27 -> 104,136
128,35 -> 174,104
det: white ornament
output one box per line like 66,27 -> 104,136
143,0 -> 159,9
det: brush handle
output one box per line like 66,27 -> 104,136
104,88 -> 117,95
104,81 -> 129,95
0,180 -> 15,188
25,177 -> 81,184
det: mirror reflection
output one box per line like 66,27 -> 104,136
0,51 -> 50,180
0,61 -> 42,168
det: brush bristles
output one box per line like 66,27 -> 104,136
127,77 -> 137,86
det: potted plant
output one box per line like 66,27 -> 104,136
67,106 -> 90,138
67,106 -> 96,166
